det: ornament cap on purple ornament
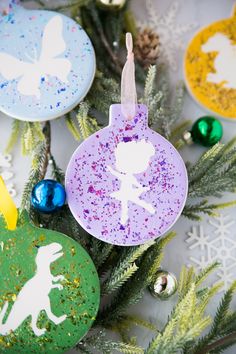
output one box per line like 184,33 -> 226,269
65,103 -> 188,246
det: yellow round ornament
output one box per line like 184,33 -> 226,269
184,6 -> 236,120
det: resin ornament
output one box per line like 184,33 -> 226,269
66,33 -> 188,246
0,178 -> 100,354
0,0 -> 95,121
184,6 -> 236,120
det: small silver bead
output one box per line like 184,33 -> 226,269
149,270 -> 178,300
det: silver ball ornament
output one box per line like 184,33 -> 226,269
149,270 -> 178,300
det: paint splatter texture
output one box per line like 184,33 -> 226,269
0,3 -> 95,121
66,104 -> 188,246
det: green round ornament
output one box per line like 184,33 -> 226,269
0,212 -> 100,354
191,116 -> 223,147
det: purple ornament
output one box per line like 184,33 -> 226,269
65,104 -> 188,246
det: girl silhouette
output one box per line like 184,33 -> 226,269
108,139 -> 156,224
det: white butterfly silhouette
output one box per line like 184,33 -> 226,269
0,15 -> 72,99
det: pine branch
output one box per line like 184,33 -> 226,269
146,284 -> 211,354
144,65 -> 157,99
20,122 -> 51,212
195,262 -> 220,288
146,263 -> 223,354
88,71 -> 120,114
140,65 -> 163,127
169,119 -> 192,147
83,2 -> 123,75
65,113 -> 81,141
102,263 -> 138,295
97,232 -> 175,327
81,331 -> 144,354
119,315 -> 159,333
188,138 -> 236,198
20,142 -> 47,212
50,156 -> 65,184
161,82 -> 185,139
183,200 -> 236,221
195,332 -> 236,354
5,119 -> 21,153
102,241 -> 154,295
192,281 -> 236,354
76,101 -> 99,139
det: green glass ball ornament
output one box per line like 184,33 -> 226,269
149,270 -> 178,300
96,0 -> 126,11
191,116 -> 223,147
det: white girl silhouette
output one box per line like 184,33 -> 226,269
108,139 -> 156,224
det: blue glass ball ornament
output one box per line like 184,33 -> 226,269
31,179 -> 66,213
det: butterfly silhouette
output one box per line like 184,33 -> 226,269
0,15 -> 72,99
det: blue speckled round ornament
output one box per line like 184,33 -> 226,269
0,1 -> 96,121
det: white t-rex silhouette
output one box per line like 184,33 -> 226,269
0,242 -> 67,337
201,32 -> 236,89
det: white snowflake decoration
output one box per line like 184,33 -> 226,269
186,214 -> 236,291
0,153 -> 16,197
138,0 -> 197,71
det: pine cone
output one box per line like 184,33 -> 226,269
134,28 -> 160,69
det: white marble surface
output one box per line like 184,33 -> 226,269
0,0 -> 236,353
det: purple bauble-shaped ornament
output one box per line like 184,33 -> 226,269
66,104 -> 188,246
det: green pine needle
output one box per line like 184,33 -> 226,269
5,119 -> 21,153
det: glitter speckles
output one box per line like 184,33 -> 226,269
0,219 -> 100,353
185,10 -> 236,119
66,104 -> 188,246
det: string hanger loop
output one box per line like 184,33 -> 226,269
121,32 -> 137,120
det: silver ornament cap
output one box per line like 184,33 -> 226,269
149,270 -> 178,300
96,0 -> 126,10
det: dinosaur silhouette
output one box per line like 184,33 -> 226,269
202,32 -> 236,89
0,242 -> 67,337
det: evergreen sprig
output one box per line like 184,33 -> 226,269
188,138 -> 236,198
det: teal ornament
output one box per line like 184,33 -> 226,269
0,1 -> 95,121
31,180 -> 66,213
191,116 -> 223,147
